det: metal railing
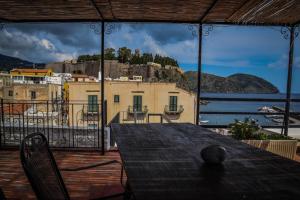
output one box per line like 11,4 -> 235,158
198,97 -> 290,132
127,105 -> 148,114
0,99 -> 106,149
164,105 -> 184,115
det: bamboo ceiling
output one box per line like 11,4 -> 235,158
0,0 -> 299,25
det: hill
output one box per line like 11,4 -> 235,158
0,53 -> 44,71
183,71 -> 279,94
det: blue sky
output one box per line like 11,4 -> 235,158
0,23 -> 299,93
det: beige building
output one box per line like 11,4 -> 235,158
1,83 -> 62,126
2,83 -> 61,102
67,81 -> 196,127
70,74 -> 97,82
0,73 -> 12,98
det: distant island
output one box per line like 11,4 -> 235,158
184,71 -> 279,94
0,51 -> 279,94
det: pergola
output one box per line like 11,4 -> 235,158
1,0 -> 300,153
0,0 -> 299,25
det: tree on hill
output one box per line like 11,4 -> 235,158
118,47 -> 131,63
141,53 -> 153,64
78,54 -> 100,62
104,48 -> 117,60
77,47 -> 179,67
154,54 -> 178,67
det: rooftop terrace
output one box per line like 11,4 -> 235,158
0,150 -> 125,199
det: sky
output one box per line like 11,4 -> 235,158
0,22 -> 299,93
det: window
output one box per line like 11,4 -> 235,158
169,96 -> 178,111
133,95 -> 142,112
31,91 -> 36,100
8,90 -> 13,97
88,95 -> 98,112
114,95 -> 120,103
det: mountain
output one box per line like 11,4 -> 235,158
0,53 -> 44,71
184,71 -> 279,94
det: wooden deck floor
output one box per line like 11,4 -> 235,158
0,150 -> 125,200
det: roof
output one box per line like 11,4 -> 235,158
10,69 -> 50,73
0,0 -> 299,25
2,104 -> 31,115
71,74 -> 89,78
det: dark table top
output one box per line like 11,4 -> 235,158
112,123 -> 300,200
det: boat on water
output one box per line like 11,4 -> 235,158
258,106 -> 276,113
199,115 -> 209,124
258,106 -> 284,123
272,118 -> 284,123
265,114 -> 284,119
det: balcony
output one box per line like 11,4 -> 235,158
80,104 -> 100,122
164,105 -> 184,115
127,105 -> 148,114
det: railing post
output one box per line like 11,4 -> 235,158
46,101 -> 49,140
134,108 -> 137,124
196,24 -> 203,125
100,21 -> 105,155
104,100 -> 107,126
0,98 -> 3,148
284,26 -> 295,136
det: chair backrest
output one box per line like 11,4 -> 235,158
20,133 -> 70,200
242,140 -> 262,148
0,188 -> 6,200
264,140 -> 298,160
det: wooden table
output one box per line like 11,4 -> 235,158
112,123 -> 300,200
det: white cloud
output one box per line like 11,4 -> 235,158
143,35 -> 167,56
39,39 -> 55,50
52,52 -> 74,61
203,59 -> 251,68
267,55 -> 288,68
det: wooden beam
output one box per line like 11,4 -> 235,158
226,0 -> 250,22
199,0 -> 219,22
89,0 -> 104,20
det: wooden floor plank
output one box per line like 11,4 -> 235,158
0,150 -> 125,200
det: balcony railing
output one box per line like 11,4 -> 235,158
80,104 -> 100,121
127,105 -> 148,114
164,105 -> 184,115
0,100 -> 106,149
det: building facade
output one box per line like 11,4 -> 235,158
67,80 -> 196,127
10,68 -> 53,84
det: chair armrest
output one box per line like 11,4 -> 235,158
60,160 -> 121,171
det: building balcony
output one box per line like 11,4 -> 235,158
127,105 -> 148,114
164,105 -> 184,115
80,105 -> 100,121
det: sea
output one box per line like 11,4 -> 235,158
199,93 -> 300,126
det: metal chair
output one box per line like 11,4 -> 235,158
264,140 -> 298,160
20,132 -> 131,200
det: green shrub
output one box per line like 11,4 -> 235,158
229,118 -> 291,140
229,118 -> 261,140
